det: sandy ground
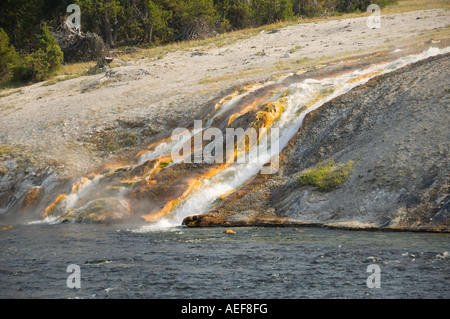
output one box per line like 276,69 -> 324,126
0,8 -> 449,176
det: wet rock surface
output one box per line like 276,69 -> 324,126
1,10 -> 449,230
184,53 -> 450,232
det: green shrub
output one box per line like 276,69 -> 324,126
0,28 -> 19,77
336,0 -> 398,13
298,160 -> 353,192
12,50 -> 50,82
38,23 -> 64,71
11,24 -> 63,83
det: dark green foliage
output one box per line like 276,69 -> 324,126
215,0 -> 294,28
39,23 -> 64,71
11,24 -> 63,83
175,0 -> 222,39
11,50 -> 50,83
337,0 -> 374,12
252,0 -> 294,25
0,28 -> 19,76
337,0 -> 397,13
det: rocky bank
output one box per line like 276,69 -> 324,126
0,9 -> 449,231
183,53 -> 450,232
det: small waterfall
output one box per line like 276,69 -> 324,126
38,47 -> 449,229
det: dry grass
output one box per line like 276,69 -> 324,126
383,0 -> 450,13
199,67 -> 264,85
47,61 -> 96,84
0,88 -> 22,98
0,61 -> 96,90
58,61 -> 96,76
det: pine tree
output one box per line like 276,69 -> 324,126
11,24 -> 63,83
39,23 -> 64,71
0,28 -> 19,77
145,0 -> 173,44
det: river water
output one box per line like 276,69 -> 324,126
0,222 -> 448,299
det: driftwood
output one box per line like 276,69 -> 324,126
53,22 -> 109,63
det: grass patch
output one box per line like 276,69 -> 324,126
199,68 -> 264,85
382,0 -> 450,14
0,103 -> 16,115
0,88 -> 22,98
0,78 -> 26,91
289,45 -> 303,54
1,61 -> 95,90
43,74 -> 81,86
58,62 -> 96,77
298,160 -> 353,192
85,130 -> 139,153
0,144 -> 15,156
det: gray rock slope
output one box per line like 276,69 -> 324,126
185,53 -> 450,232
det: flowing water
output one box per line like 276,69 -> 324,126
40,46 -> 450,227
1,47 -> 449,299
0,222 -> 448,298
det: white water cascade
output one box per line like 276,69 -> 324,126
132,46 -> 450,232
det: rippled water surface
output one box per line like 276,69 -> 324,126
0,222 -> 448,299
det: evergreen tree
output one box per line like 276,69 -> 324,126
39,23 -> 64,71
0,28 -> 19,76
214,0 -> 254,29
145,0 -> 173,44
177,0 -> 220,39
11,24 -> 63,83
76,0 -> 124,46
